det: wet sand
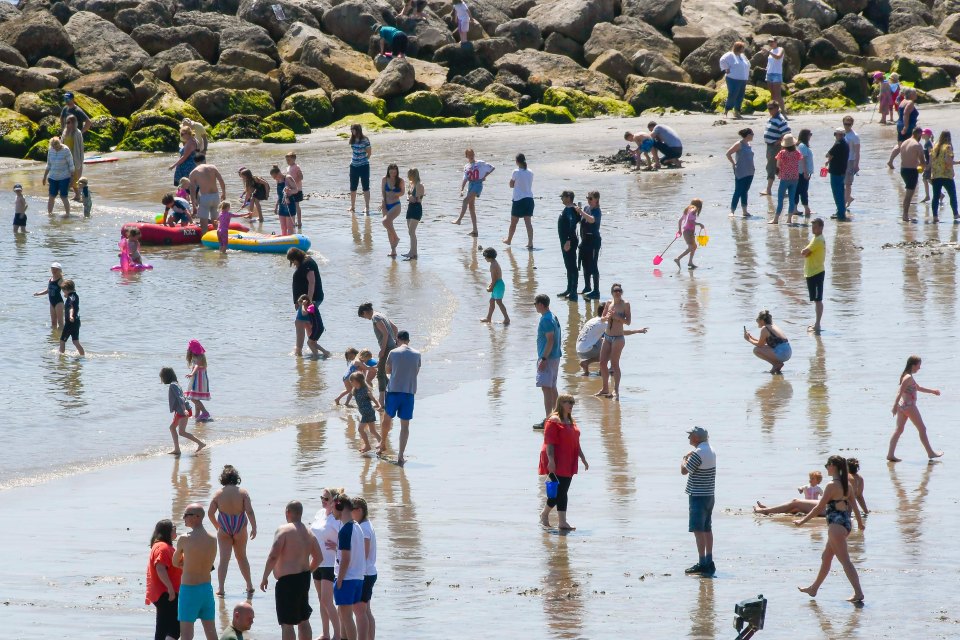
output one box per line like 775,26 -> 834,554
3,108 -> 960,637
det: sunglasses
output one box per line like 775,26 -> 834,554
183,512 -> 200,518
612,288 -> 623,293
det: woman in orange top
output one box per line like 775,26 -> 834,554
146,519 -> 182,640
538,394 -> 589,531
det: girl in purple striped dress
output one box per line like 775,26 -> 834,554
185,339 -> 212,422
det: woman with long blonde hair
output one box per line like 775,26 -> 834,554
537,394 -> 589,530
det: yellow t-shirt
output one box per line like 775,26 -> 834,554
803,234 -> 825,278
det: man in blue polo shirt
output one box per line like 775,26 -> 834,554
534,293 -> 562,428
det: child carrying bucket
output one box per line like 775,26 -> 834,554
674,199 -> 705,270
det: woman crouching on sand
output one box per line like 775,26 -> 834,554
795,455 -> 865,603
743,309 -> 791,374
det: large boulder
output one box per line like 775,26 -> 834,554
526,0 -> 616,44
792,66 -> 869,102
34,56 -> 82,84
0,41 -> 27,68
0,86 -> 14,108
620,0 -> 681,29
888,0 -> 933,34
624,75 -> 717,111
65,11 -> 149,75
806,37 -> 842,68
672,0 -> 753,40
187,88 -> 275,124
544,32 -> 584,62
494,18 -> 543,50
219,49 -> 277,73
236,0 -> 319,40
64,71 -> 135,116
474,37 -> 519,68
114,0 -> 172,33
396,14 -> 454,57
0,107 -> 39,157
276,61 -> 336,96
584,21 -> 679,65
278,21 -> 324,62
131,90 -> 207,129
820,24 -> 859,55
116,124 -> 180,151
588,50 -> 633,86
220,24 -> 279,61
131,24 -> 219,63
69,0 -> 141,23
0,62 -> 59,94
631,49 -> 692,83
825,0 -> 869,15
0,9 -> 74,65
433,42 -> 483,76
838,13 -> 882,47
408,57 -> 448,91
280,88 -> 333,126
395,90 -> 443,116
681,28 -> 742,86
495,49 -> 623,97
790,0 -> 838,28
14,88 -> 110,123
171,10 -> 241,32
541,86 -> 634,117
331,89 -> 386,119
867,26 -> 960,61
785,81 -> 854,110
144,44 -> 203,82
300,37 -> 378,91
130,70 -> 178,109
321,0 -> 393,50
169,60 -> 281,100
366,58 -> 416,98
942,14 -> 960,44
466,1 -> 511,36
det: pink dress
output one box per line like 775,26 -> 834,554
185,358 -> 210,400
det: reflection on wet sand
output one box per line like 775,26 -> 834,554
540,533 -> 583,640
899,224 -> 927,319
596,400 -> 635,506
809,599 -> 863,637
689,577 -> 716,640
295,420 -> 328,476
829,220 -> 862,317
351,212 -> 374,252
755,375 -> 794,435
679,271 -> 706,330
48,355 -> 87,412
928,224 -> 957,324
169,454 -> 211,527
889,462 -> 936,557
730,218 -> 760,318
806,335 -> 831,448
294,356 -> 324,402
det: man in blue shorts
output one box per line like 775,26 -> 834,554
381,330 -> 421,465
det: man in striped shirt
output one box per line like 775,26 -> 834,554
760,102 -> 791,197
681,426 -> 716,576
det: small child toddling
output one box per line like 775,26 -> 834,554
184,339 -> 212,422
160,366 -> 206,456
335,347 -> 361,406
77,177 -> 92,217
217,200 -> 253,253
349,371 -> 382,453
674,198 -> 705,270
59,279 -> 85,355
481,247 -> 510,324
14,183 -> 28,233
296,294 -> 331,358
798,470 -> 824,501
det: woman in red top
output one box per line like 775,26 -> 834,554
538,394 -> 589,531
771,134 -> 802,225
146,519 -> 182,640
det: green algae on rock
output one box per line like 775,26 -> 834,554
463,93 -> 516,122
331,90 -> 387,120
15,89 -> 112,124
127,111 -> 181,133
116,124 -> 180,152
262,128 -> 296,143
133,91 -> 207,129
625,77 -> 717,113
263,110 -> 311,134
384,111 -> 474,129
542,87 -> 635,118
24,137 -> 50,161
481,111 -> 535,126
0,108 -> 38,158
521,103 -> 576,124
210,114 -> 283,140
280,90 -> 333,128
326,113 -> 393,132
395,91 -> 443,117
712,85 -> 772,114
187,88 -> 275,125
84,115 -> 125,152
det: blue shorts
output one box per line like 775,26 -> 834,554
334,579 -> 364,606
171,210 -> 190,224
467,181 -> 483,197
178,582 -> 215,622
640,138 -> 655,153
491,279 -> 505,300
688,495 -> 715,532
48,178 -> 70,198
773,342 -> 792,362
766,72 -> 783,84
361,574 -> 377,603
385,391 -> 414,420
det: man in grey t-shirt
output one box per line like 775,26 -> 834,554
381,330 -> 421,466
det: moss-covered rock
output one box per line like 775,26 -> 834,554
326,112 -> 393,132
384,111 -> 474,129
0,108 -> 38,158
280,90 -> 333,128
132,91 -> 207,129
785,82 -> 855,112
15,89 -> 112,123
116,124 -> 180,152
481,111 -> 535,125
542,87 -> 635,118
85,115 -> 125,152
395,91 -> 443,117
128,110 -> 181,133
263,110 -> 311,135
520,104 -> 576,124
36,115 -> 61,139
891,57 -> 921,84
25,138 -> 50,161
210,114 -> 284,140
464,93 -> 516,122
331,90 -> 387,120
712,85 -> 772,114
624,77 -> 717,113
262,128 -> 297,143
187,88 -> 276,125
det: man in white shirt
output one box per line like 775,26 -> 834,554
842,115 -> 860,210
719,41 -> 751,119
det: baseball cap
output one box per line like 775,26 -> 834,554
51,262 -> 62,269
922,128 -> 933,136
13,183 -> 22,191
834,127 -> 845,134
687,426 -> 709,439
63,91 -> 74,102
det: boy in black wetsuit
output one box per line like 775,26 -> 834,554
59,279 -> 85,356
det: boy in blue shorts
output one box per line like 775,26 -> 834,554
480,247 -> 510,325
13,183 -> 27,233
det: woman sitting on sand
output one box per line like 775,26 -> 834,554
207,465 -> 257,596
743,309 -> 790,374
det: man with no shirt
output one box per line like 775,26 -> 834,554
190,158 -> 226,230
899,128 -> 924,222
174,503 -> 219,640
260,500 -> 322,640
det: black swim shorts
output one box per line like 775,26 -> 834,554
901,168 -> 919,190
806,271 -> 825,302
275,570 -> 312,625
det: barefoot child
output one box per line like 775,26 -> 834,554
349,371 -> 382,453
34,262 -> 64,329
58,279 -> 84,355
481,247 -> 510,324
217,201 -> 252,254
874,72 -> 893,125
160,367 -> 206,456
451,0 -> 475,43
238,168 -> 269,224
335,347 -> 361,406
674,199 -> 705,269
921,128 -> 934,202
185,340 -> 212,422
78,177 -> 92,217
285,152 -> 304,229
13,183 -> 27,233
887,355 -> 943,462
454,148 -> 494,236
162,193 -> 193,227
798,470 -> 823,500
296,294 -> 331,358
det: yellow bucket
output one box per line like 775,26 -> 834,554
696,234 -> 710,247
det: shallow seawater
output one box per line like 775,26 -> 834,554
2,109 -> 960,638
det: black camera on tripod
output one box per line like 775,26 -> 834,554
734,594 -> 767,639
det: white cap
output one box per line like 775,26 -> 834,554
51,262 -> 62,269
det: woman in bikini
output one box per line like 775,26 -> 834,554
207,464 -> 258,596
381,163 -> 404,258
743,309 -> 791,374
887,355 -> 943,462
594,284 -> 647,401
755,458 -> 869,517
795,455 -> 865,603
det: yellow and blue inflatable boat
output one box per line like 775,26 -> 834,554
201,230 -> 312,254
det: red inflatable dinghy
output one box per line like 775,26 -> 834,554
121,222 -> 251,245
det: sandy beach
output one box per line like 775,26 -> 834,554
3,107 -> 960,638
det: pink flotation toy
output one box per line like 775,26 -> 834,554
111,237 -> 153,272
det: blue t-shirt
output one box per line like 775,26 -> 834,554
351,139 -> 370,167
380,26 -> 402,45
537,311 -> 562,360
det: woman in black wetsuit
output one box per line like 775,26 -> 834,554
578,191 -> 602,299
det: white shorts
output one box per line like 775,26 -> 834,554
458,17 -> 470,32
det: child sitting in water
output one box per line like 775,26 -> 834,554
13,183 -> 27,233
335,347 -> 361,406
126,227 -> 143,264
798,470 -> 823,500
349,371 -> 382,453
78,177 -> 92,217
160,366 -> 206,456
216,200 -> 253,254
481,247 -> 510,324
